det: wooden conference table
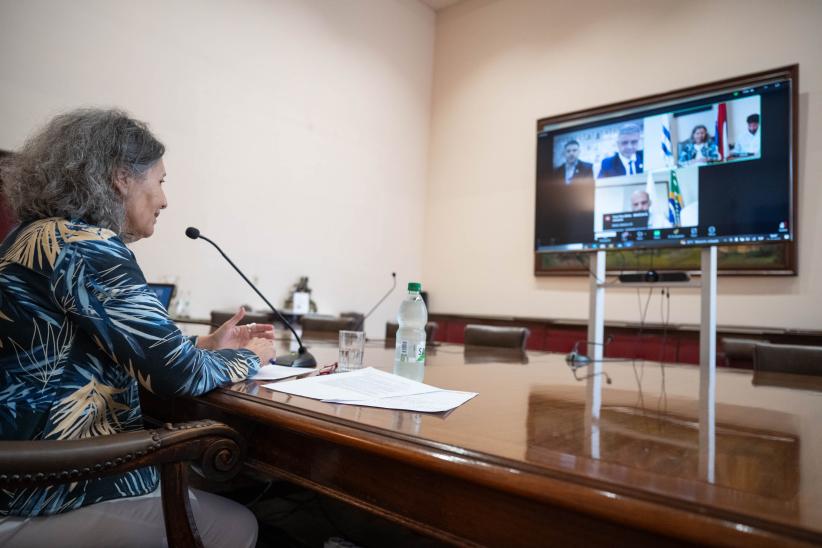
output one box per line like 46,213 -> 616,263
141,339 -> 822,546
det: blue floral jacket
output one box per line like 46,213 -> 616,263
0,218 -> 260,516
678,139 -> 720,164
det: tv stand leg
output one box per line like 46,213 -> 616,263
699,245 -> 717,483
586,250 -> 606,459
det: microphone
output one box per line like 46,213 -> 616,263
566,338 -> 614,384
356,272 -> 397,332
570,367 -> 613,385
186,227 -> 317,368
565,337 -> 622,366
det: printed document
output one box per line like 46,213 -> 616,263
263,367 -> 477,413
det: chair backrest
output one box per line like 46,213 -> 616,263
463,345 -> 528,364
301,315 -> 359,339
721,337 -> 766,368
464,324 -> 530,350
753,342 -> 822,376
385,321 -> 439,343
0,420 -> 243,548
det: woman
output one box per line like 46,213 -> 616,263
0,109 -> 274,547
678,124 -> 720,165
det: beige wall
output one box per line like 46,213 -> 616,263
2,0 -> 820,334
425,0 -> 822,330
0,0 -> 435,337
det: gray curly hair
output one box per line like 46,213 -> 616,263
1,108 -> 165,235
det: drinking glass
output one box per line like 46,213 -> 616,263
338,330 -> 365,372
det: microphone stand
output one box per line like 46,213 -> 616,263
187,228 -> 316,368
356,272 -> 397,333
570,366 -> 613,385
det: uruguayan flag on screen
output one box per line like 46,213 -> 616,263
643,114 -> 676,172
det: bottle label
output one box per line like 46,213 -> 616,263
399,340 -> 426,364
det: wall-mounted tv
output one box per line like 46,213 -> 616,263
534,65 -> 797,259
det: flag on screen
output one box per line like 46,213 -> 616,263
715,103 -> 728,160
667,170 -> 684,226
661,115 -> 674,167
645,171 -> 656,227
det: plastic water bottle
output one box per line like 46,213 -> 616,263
393,282 -> 427,381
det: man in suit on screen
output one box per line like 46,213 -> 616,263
598,123 -> 644,178
535,138 -> 595,248
554,140 -> 594,184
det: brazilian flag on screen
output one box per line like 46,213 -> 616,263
667,170 -> 684,226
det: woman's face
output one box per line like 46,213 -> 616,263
119,159 -> 167,241
693,127 -> 707,144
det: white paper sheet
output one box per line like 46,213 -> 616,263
326,390 -> 478,413
252,364 -> 307,381
263,367 -> 477,413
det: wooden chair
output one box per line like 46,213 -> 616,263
464,324 -> 530,350
753,342 -> 822,376
385,321 -> 439,343
0,420 -> 244,548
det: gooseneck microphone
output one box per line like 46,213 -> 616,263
566,338 -> 614,384
570,367 -> 613,385
356,272 -> 397,331
564,337 -> 619,366
185,227 -> 317,368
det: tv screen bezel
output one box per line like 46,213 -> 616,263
533,65 -> 798,273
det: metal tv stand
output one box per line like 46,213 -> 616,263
586,246 -> 717,481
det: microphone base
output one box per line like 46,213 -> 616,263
274,352 -> 317,368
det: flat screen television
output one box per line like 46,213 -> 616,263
534,65 -> 797,261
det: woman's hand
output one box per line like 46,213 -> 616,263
245,337 -> 277,364
197,307 -> 275,350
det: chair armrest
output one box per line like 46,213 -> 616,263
0,420 -> 244,488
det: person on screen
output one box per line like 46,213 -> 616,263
678,125 -> 720,165
598,123 -> 644,178
630,189 -> 670,228
0,108 -> 273,547
631,189 -> 651,212
535,139 -> 595,247
555,140 -> 594,184
731,114 -> 760,157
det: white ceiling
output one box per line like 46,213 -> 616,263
418,0 -> 463,11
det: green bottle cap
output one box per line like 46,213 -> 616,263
407,282 -> 422,292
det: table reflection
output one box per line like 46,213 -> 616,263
581,358 -> 717,483
212,339 -> 814,532
527,385 -> 798,501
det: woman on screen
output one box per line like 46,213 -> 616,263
678,124 -> 720,165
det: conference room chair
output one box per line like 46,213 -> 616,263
300,315 -> 359,339
753,342 -> 822,376
463,345 -> 529,364
0,420 -> 244,548
463,324 -> 530,351
720,337 -> 767,369
384,321 -> 439,343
